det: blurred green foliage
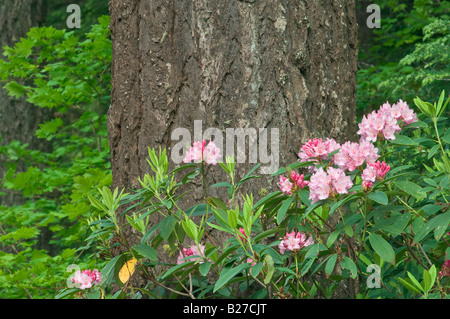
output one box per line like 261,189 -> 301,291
0,15 -> 111,298
357,0 -> 449,118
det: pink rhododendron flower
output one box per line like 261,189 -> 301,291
278,231 -> 313,254
278,175 -> 293,195
308,167 -> 331,203
357,100 -> 418,142
369,161 -> 390,179
73,271 -> 92,289
361,161 -> 390,191
309,167 -> 353,203
290,171 -> 309,189
362,180 -> 373,192
278,171 -> 309,195
362,161 -> 390,182
183,140 -> 222,165
362,165 -> 377,183
72,269 -> 101,290
298,138 -> 340,166
393,99 -> 419,125
177,244 -> 209,265
334,140 -> 379,172
327,167 -> 353,194
439,260 -> 450,278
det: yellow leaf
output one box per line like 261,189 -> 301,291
119,257 -> 137,284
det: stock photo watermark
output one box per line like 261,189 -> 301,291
366,4 -> 381,29
171,120 -> 280,174
366,264 -> 381,289
66,4 -> 81,29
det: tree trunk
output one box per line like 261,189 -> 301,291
108,0 -> 358,297
0,0 -> 48,203
0,1 -> 52,251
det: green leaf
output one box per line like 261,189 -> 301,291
327,229 -> 341,247
329,194 -> 359,216
213,263 -> 251,292
132,243 -> 158,261
227,209 -> 238,230
304,243 -> 320,260
375,214 -> 410,236
436,90 -> 448,118
340,256 -> 358,279
208,197 -> 229,212
159,215 -> 177,240
398,277 -> 422,294
369,233 -> 395,264
344,225 -> 354,237
263,254 -> 275,284
423,266 -> 435,294
414,97 -> 432,117
253,191 -> 282,210
199,261 -> 212,276
237,163 -> 261,187
433,212 -> 450,240
4,81 -> 25,98
253,227 -> 282,244
414,210 -> 450,243
395,180 -> 424,198
35,117 -> 64,140
3,226 -> 39,241
277,196 -> 294,224
161,261 -> 196,280
101,255 -> 121,284
428,144 -> 440,160
250,262 -> 265,278
368,191 -> 388,205
407,271 -> 424,293
404,120 -> 428,129
325,254 -> 338,275
182,217 -> 198,242
390,134 -> 419,147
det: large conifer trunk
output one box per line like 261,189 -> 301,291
108,0 -> 358,297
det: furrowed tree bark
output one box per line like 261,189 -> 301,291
108,0 -> 358,297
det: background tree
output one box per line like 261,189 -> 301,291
356,0 -> 449,117
108,0 -> 358,296
0,0 -> 110,298
0,0 -> 51,250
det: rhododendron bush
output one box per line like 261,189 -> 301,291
58,91 -> 449,299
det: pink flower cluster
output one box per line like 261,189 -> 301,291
278,171 -> 309,195
334,140 -> 379,172
361,161 -> 391,192
72,269 -> 101,290
439,260 -> 450,278
183,140 -> 222,165
309,167 -> 353,203
357,100 -> 418,142
362,161 -> 391,182
278,231 -> 313,254
177,244 -> 209,265
298,138 -> 340,166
